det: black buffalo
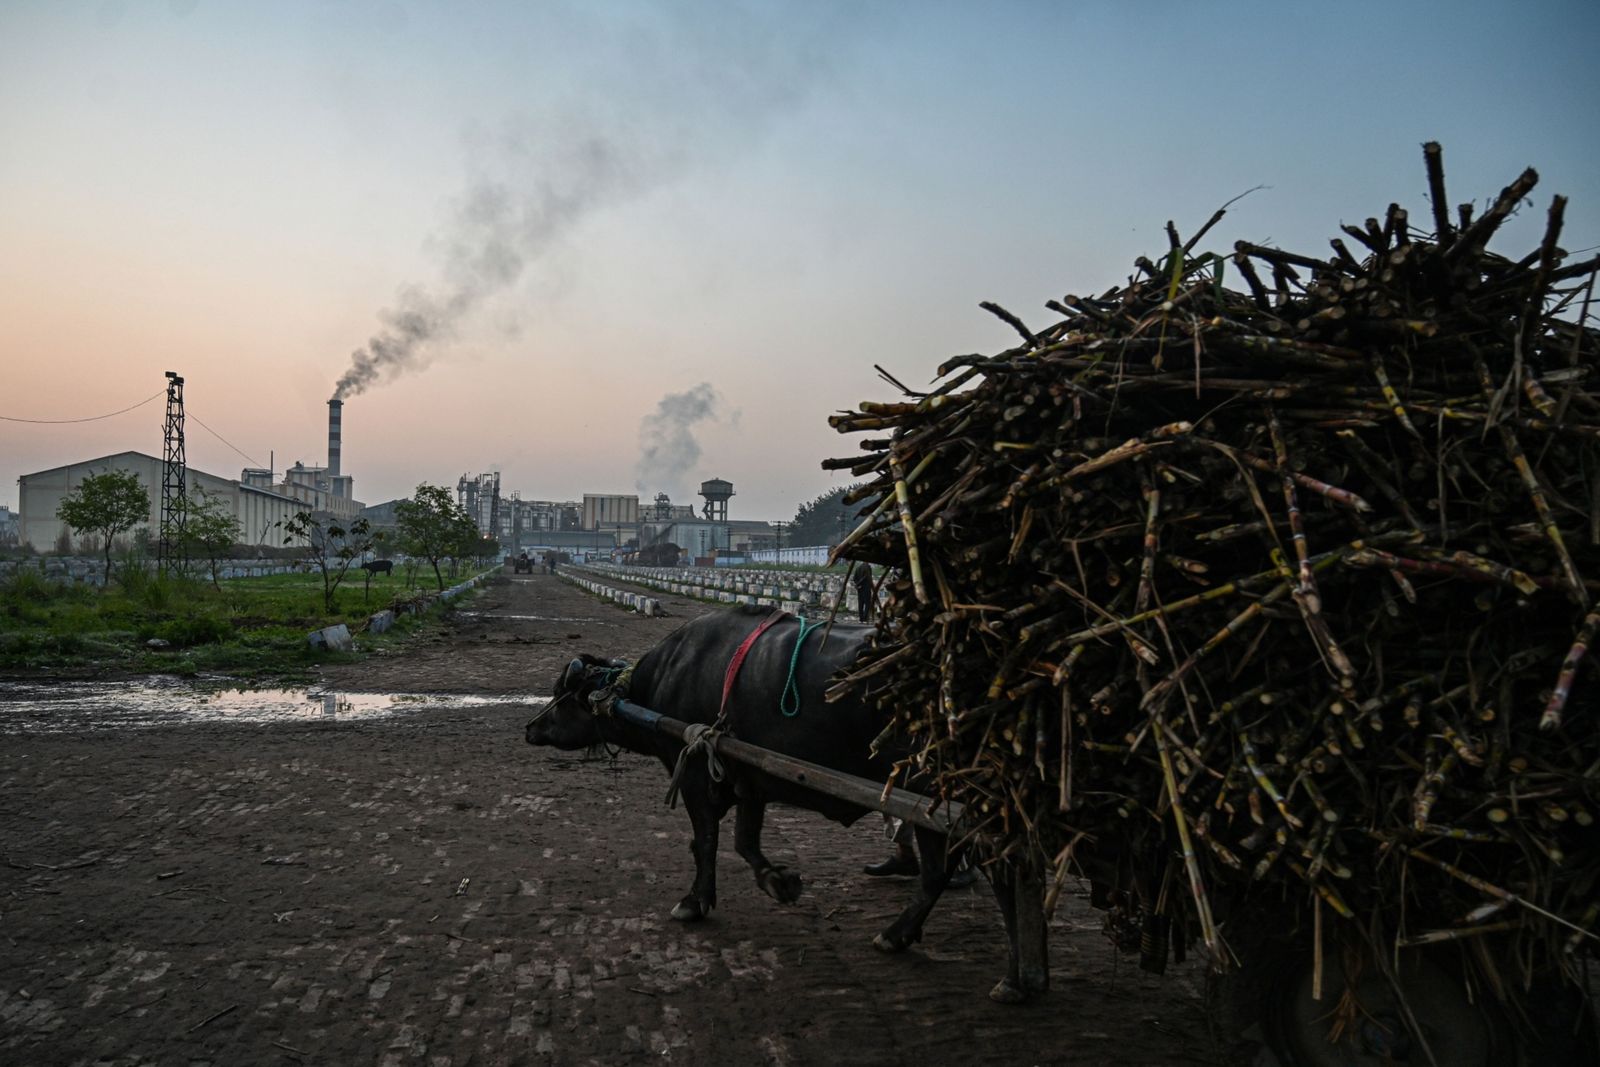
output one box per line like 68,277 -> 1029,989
525,605 -> 1046,1002
360,559 -> 394,576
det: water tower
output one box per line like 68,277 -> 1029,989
699,478 -> 734,522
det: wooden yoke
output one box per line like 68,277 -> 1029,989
612,698 -> 963,832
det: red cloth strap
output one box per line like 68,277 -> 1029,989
719,609 -> 788,722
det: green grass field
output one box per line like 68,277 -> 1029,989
0,564 -> 478,679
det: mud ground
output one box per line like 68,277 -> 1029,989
1,570 -> 1218,1066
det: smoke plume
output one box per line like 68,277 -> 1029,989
332,133 -> 638,401
331,5 -> 859,401
635,383 -> 724,495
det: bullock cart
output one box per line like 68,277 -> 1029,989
527,615 -> 1053,1009
610,694 -> 1050,994
821,144 -> 1600,1065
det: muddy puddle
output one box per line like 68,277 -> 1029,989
0,678 -> 547,732
457,611 -> 613,624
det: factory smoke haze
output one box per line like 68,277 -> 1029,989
330,134 -> 640,402
329,6 -> 846,403
3,4 -> 1597,524
635,383 -> 725,497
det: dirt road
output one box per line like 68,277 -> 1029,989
1,571 -> 1216,1066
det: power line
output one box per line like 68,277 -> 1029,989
187,409 -> 264,469
0,390 -> 164,424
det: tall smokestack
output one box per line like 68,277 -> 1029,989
327,399 -> 342,479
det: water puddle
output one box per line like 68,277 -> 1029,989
458,611 -> 611,624
0,678 -> 548,732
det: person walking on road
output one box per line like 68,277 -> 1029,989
852,563 -> 875,623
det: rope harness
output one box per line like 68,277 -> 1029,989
664,722 -> 727,809
720,609 -> 788,720
780,617 -> 825,717
576,610 -> 816,809
665,609 -> 787,808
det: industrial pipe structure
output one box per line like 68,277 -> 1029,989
327,398 -> 342,479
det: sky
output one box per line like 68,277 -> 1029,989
2,0 -> 1598,520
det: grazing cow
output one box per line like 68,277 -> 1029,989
525,605 -> 1047,1002
360,559 -> 394,576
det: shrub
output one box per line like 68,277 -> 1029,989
148,614 -> 232,648
2,567 -> 60,603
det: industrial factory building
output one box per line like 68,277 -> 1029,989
445,474 -> 779,565
582,493 -> 640,529
14,451 -> 348,551
15,397 -> 364,552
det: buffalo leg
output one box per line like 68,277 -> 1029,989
1013,869 -> 1050,996
670,791 -> 720,922
987,861 -> 1049,1003
872,825 -> 953,953
988,862 -> 1026,1003
733,794 -> 803,904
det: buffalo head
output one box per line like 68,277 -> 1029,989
525,654 -> 629,750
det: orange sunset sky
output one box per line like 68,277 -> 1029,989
4,1 -> 1597,519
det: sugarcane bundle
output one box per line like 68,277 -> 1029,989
826,144 -> 1600,983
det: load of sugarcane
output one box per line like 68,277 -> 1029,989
825,144 -> 1600,988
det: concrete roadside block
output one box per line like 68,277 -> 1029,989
556,571 -> 662,617
308,623 -> 354,651
569,561 -> 852,614
367,610 -> 395,635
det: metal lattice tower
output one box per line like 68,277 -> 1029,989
158,371 -> 186,572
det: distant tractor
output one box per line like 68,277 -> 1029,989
637,542 -> 683,567
513,552 -> 533,574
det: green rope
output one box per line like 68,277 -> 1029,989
588,663 -> 633,716
780,617 -> 824,718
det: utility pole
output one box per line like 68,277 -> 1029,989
158,371 -> 186,574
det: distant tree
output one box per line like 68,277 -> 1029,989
280,510 -> 373,613
56,470 -> 151,584
446,513 -> 484,577
396,484 -> 475,590
182,489 -> 242,588
787,483 -> 865,547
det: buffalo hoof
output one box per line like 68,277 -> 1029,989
989,977 -> 1028,1005
670,896 -> 708,922
759,867 -> 803,904
872,931 -> 910,954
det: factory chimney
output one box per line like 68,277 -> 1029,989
327,399 -> 343,479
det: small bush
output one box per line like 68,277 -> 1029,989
47,632 -> 85,655
0,632 -> 38,656
119,565 -> 164,606
2,567 -> 65,603
146,614 -> 232,648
